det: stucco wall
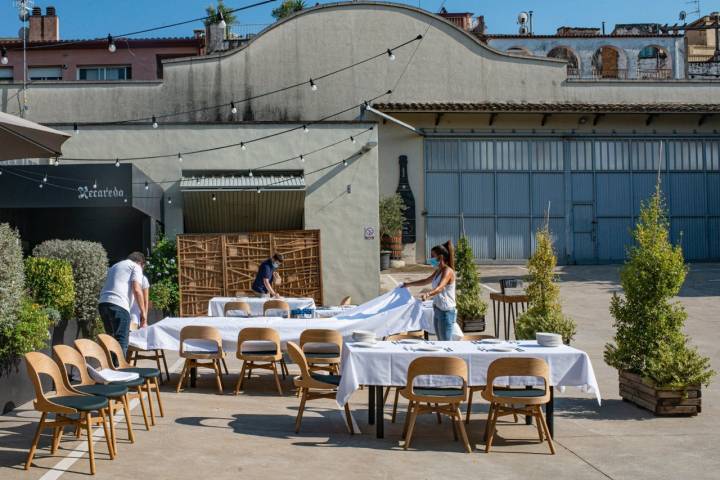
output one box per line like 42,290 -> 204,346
55,122 -> 380,304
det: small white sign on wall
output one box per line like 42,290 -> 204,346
364,226 -> 376,240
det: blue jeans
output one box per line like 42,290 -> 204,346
433,307 -> 457,341
99,303 -> 131,358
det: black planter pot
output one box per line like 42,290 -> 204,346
459,315 -> 486,333
380,251 -> 391,270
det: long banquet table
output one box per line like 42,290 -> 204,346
336,339 -> 601,439
208,296 -> 316,317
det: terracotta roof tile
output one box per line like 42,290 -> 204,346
372,102 -> 720,114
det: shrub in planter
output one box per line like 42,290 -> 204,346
0,224 -> 25,375
33,240 -> 108,338
24,257 -> 75,322
145,235 -> 179,316
379,194 -> 406,259
0,298 -> 52,375
604,186 -> 714,414
515,222 -> 576,344
455,236 -> 487,331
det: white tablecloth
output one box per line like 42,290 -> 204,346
313,305 -> 356,318
207,296 -> 316,317
336,340 -> 601,406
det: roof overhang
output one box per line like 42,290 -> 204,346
372,102 -> 720,115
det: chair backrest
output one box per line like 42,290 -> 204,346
405,356 -> 468,399
24,351 -> 79,414
237,327 -> 280,353
484,357 -> 550,403
286,341 -> 312,380
263,299 -> 290,317
74,338 -> 113,370
53,344 -> 93,387
97,334 -> 132,368
299,329 -> 342,354
179,325 -> 223,356
385,331 -> 425,341
462,333 -> 497,341
224,301 -> 252,317
340,296 -> 352,306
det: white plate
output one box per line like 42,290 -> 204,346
479,338 -> 503,344
488,347 -> 515,352
398,339 -> 423,344
352,341 -> 382,348
413,344 -> 443,352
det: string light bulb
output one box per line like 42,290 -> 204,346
230,102 -> 237,115
350,136 -> 356,144
248,170 -> 253,177
152,116 -> 158,129
167,196 -> 173,205
144,181 -> 149,191
309,78 -> 317,91
256,187 -> 261,194
53,157 -> 60,166
177,153 -> 183,163
115,159 -> 120,167
43,173 -> 47,183
107,34 -> 116,53
387,49 -> 395,60
93,179 -> 97,189
39,183 -> 43,189
303,125 -> 309,133
343,159 -> 348,167
299,154 -> 304,162
240,142 -> 246,151
0,46 -> 8,65
212,193 -> 217,201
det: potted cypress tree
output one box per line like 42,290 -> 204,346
604,186 -> 714,415
515,221 -> 577,344
379,194 -> 406,263
455,236 -> 487,332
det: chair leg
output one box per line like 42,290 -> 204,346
280,359 -> 288,378
451,414 -> 459,441
153,377 -> 165,417
534,407 -> 544,442
145,380 -> 156,426
132,351 -> 138,366
383,387 -> 391,405
455,406 -> 472,453
213,359 -> 224,394
433,403 -> 442,424
99,408 -> 115,460
401,401 -> 414,440
86,412 -> 96,475
121,394 -> 135,443
538,407 -> 556,455
235,361 -> 247,395
221,357 -> 230,375
136,386 -> 150,431
391,388 -> 401,423
344,403 -> 355,434
50,426 -> 61,454
465,389 -> 474,424
155,353 -> 163,383
107,401 -> 117,454
25,412 -> 46,470
485,403 -> 499,453
295,388 -> 307,433
404,402 -> 420,450
160,350 -> 171,383
176,359 -> 189,393
271,361 -> 284,396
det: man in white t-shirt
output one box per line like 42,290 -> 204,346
98,252 -> 147,355
130,275 -> 150,329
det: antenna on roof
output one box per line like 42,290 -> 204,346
683,0 -> 701,20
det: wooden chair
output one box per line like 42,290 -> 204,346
263,299 -> 290,318
399,356 -> 471,453
340,296 -> 352,306
462,333 -> 497,424
224,301 -> 252,317
97,334 -> 165,422
382,332 -> 430,423
126,335 -> 171,384
74,338 -> 152,431
481,357 -> 555,454
176,325 -> 226,394
286,341 -> 354,434
24,351 -> 115,475
53,344 -> 134,452
299,329 -> 342,375
235,327 -> 285,395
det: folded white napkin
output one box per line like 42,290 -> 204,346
87,364 -> 140,384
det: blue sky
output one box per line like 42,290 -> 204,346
0,1 -> 709,39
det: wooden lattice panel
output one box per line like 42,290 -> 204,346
177,230 -> 322,316
177,235 -> 224,317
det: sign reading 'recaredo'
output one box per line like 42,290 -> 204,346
78,185 -> 126,200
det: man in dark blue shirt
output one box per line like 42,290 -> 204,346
251,253 -> 283,297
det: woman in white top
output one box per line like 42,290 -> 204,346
130,276 -> 150,329
401,240 -> 457,340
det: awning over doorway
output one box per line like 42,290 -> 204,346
179,174 -> 305,233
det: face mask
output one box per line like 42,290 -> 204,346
428,257 -> 440,268
272,262 -> 280,269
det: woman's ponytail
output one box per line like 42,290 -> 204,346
443,240 -> 455,270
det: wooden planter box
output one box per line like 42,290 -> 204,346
459,315 -> 485,333
619,370 -> 701,416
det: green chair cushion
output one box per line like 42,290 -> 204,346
120,367 -> 161,379
75,384 -> 128,398
51,395 -> 108,412
413,387 -> 465,397
241,350 -> 278,356
494,388 -> 545,398
305,352 -> 339,359
310,373 -> 342,386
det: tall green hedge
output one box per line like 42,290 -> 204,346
0,224 -> 24,330
145,235 -> 179,315
33,240 -> 108,337
24,257 -> 75,322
